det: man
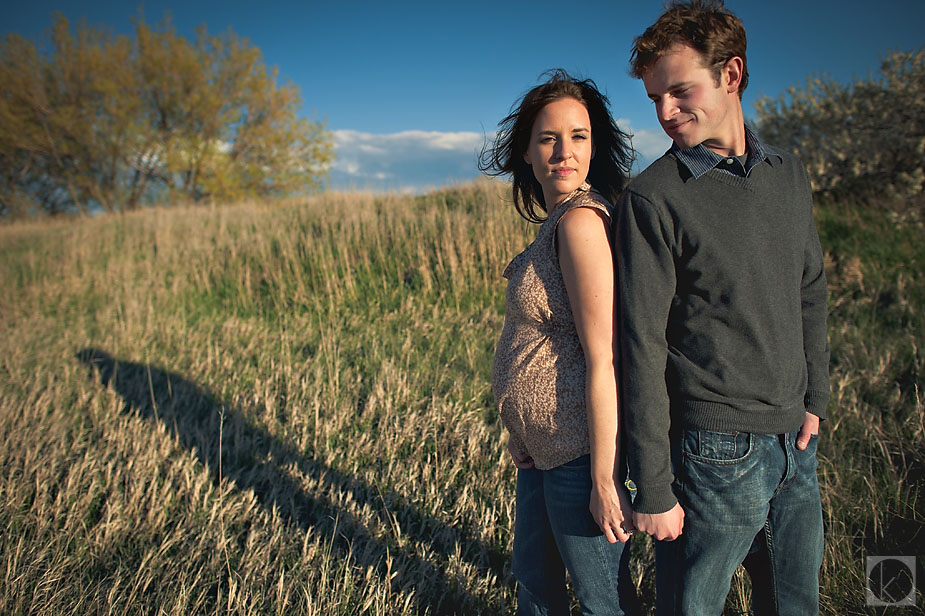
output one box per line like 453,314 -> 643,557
614,1 -> 830,614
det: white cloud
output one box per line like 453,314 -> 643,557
327,123 -> 672,192
630,129 -> 673,162
329,129 -> 486,192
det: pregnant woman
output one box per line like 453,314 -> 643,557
479,69 -> 638,615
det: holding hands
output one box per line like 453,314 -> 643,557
591,478 -> 635,543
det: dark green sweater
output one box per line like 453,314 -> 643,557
614,146 -> 830,515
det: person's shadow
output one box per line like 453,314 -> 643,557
76,348 -> 508,614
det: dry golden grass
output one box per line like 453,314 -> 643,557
0,183 -> 921,614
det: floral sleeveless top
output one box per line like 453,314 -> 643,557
492,183 -> 612,470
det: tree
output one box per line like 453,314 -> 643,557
0,22 -> 129,216
755,48 -> 924,200
0,14 -> 333,217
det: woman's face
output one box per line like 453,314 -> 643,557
523,97 -> 593,208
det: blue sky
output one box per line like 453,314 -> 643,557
3,1 -> 924,192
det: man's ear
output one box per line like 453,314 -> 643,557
723,56 -> 744,94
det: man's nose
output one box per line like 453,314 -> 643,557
657,98 -> 678,123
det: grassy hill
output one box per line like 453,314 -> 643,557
1,182 -> 921,614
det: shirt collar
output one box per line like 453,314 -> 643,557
670,126 -> 780,179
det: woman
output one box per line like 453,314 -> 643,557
479,70 -> 638,614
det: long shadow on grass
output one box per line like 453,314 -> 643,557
76,348 -> 508,614
856,456 -> 925,592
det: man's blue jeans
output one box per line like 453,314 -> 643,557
655,429 -> 823,615
514,455 -> 639,615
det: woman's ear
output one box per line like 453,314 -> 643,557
523,152 -> 532,165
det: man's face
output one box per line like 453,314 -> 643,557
642,44 -> 739,155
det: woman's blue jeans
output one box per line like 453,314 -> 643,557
514,455 -> 639,615
655,428 -> 824,615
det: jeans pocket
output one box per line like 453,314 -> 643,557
805,433 -> 819,451
679,430 -> 762,506
794,433 -> 820,474
682,429 -> 753,465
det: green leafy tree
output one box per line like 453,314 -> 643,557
755,48 -> 924,200
0,14 -> 333,217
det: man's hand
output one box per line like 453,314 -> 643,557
796,412 -> 819,450
633,502 -> 685,541
508,436 -> 535,469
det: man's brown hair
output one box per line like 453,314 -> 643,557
630,0 -> 749,98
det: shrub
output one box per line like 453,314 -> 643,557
755,49 -> 924,201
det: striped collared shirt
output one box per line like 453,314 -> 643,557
671,127 -> 779,179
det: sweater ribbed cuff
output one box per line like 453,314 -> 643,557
804,389 -> 829,420
633,483 -> 678,515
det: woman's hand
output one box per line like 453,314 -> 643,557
508,436 -> 535,469
590,479 -> 634,543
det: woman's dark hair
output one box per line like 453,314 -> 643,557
478,69 -> 634,223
